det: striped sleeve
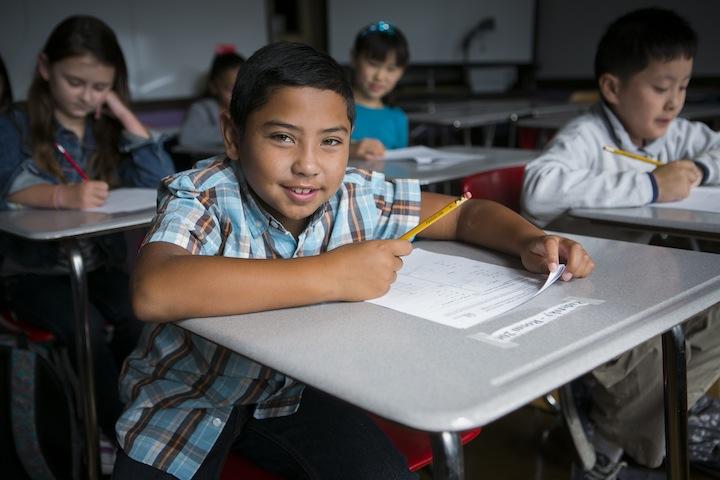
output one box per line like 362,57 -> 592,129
144,174 -> 226,255
368,170 -> 421,239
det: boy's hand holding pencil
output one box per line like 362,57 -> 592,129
324,239 -> 413,301
603,145 -> 702,202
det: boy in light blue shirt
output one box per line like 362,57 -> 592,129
114,41 -> 594,479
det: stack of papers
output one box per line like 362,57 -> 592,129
369,249 -> 565,329
381,146 -> 485,165
84,188 -> 157,214
653,186 -> 720,214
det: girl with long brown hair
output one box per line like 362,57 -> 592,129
0,15 -> 174,473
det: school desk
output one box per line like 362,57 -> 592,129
0,206 -> 156,480
570,206 -> 720,242
350,146 -> 536,193
406,100 -> 586,147
179,235 -> 720,480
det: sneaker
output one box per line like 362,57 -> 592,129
689,395 -> 720,477
99,433 -> 117,476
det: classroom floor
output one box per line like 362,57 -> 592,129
416,403 -> 717,480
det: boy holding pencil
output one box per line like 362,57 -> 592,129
521,8 -> 720,478
522,8 -> 720,230
114,42 -> 593,479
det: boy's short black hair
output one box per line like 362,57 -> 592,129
352,21 -> 409,67
229,42 -> 354,138
595,8 -> 697,82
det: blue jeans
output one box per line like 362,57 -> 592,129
7,268 -> 142,436
113,387 -> 418,480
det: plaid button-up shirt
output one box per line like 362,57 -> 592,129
116,156 -> 421,479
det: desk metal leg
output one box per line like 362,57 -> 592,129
430,431 -> 464,480
64,239 -> 100,479
662,325 -> 689,480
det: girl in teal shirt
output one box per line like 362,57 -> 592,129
349,21 -> 409,160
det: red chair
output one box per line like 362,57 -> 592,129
460,165 -> 526,212
220,416 -> 482,479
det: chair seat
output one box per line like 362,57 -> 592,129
220,415 -> 482,478
371,415 -> 482,471
0,307 -> 55,343
461,165 -> 526,212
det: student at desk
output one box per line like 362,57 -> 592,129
178,47 -> 245,148
0,15 -> 174,471
349,20 -> 409,161
115,42 -> 593,479
521,8 -> 720,477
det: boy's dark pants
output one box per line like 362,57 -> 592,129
113,387 -> 417,480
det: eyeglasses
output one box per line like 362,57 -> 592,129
360,20 -> 396,37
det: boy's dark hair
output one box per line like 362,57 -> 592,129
595,8 -> 697,82
352,21 -> 409,67
229,42 -> 354,138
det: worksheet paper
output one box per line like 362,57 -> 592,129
84,188 -> 157,214
652,186 -> 720,213
368,249 -> 565,329
381,146 -> 485,164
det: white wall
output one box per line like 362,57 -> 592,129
0,0 -> 268,100
328,0 -> 535,64
536,0 -> 720,79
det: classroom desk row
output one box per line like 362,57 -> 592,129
2,147 -> 720,479
515,102 -> 720,148
406,100 -> 589,147
406,99 -> 720,149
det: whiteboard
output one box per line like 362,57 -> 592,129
0,0 -> 268,100
536,0 -> 720,79
328,0 -> 535,64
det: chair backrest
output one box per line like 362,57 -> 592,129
460,165 -> 526,213
220,417 -> 482,478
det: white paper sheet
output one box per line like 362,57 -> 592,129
84,188 -> 157,214
368,249 -> 566,329
652,186 -> 720,213
381,146 -> 485,165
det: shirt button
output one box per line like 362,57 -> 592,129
212,417 -> 222,428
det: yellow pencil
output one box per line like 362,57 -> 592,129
602,145 -> 663,167
400,192 -> 472,240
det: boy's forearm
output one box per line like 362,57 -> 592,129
456,200 -> 545,256
132,245 -> 338,322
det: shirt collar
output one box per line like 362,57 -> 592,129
599,102 -> 665,158
53,116 -> 97,150
231,160 -> 330,239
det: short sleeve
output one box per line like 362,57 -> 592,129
367,170 -> 421,239
145,174 -> 227,255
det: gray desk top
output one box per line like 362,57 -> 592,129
516,110 -> 584,130
407,101 -> 585,128
180,235 -> 720,432
350,147 -> 537,185
0,208 -> 155,240
515,103 -> 720,131
570,206 -> 720,240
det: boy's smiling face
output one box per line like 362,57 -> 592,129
224,86 -> 351,237
602,57 -> 693,147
